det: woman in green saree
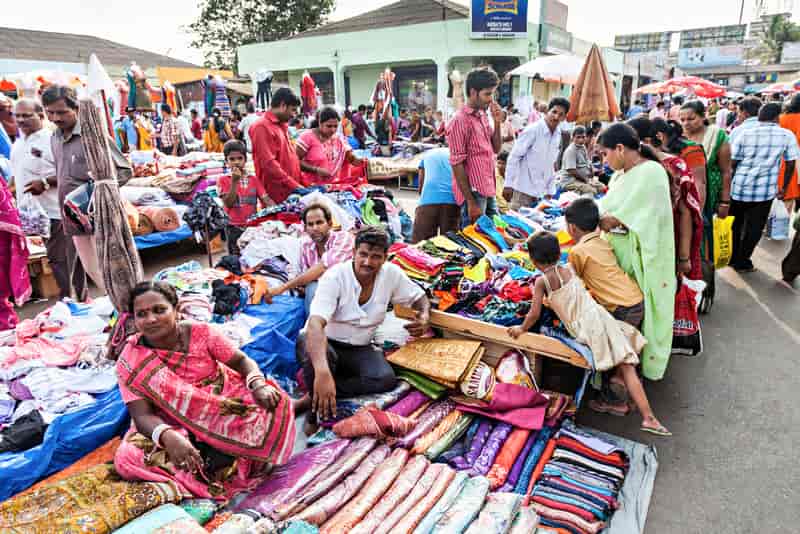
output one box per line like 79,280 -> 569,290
597,123 -> 677,381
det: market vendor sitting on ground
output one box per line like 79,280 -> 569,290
296,226 -> 431,433
557,126 -> 605,196
265,202 -> 354,312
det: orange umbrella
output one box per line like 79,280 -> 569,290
567,44 -> 620,124
0,79 -> 16,92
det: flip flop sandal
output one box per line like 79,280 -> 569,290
640,423 -> 672,437
588,399 -> 630,417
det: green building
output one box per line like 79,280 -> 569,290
237,0 -> 541,113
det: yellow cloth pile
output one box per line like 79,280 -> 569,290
387,339 -> 484,389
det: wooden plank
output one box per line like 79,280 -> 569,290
395,306 -> 589,369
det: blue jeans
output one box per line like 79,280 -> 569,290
460,192 -> 498,228
304,281 -> 318,316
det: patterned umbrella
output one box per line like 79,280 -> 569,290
78,99 -> 143,358
567,44 -> 621,124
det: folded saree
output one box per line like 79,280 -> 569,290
387,339 -> 484,389
236,439 -> 349,517
272,438 -> 377,519
549,450 -> 625,480
394,368 -> 448,399
514,427 -> 553,495
464,492 -> 522,534
450,419 -> 494,471
114,503 -> 206,533
498,431 -> 537,492
388,389 -> 430,416
139,206 -> 182,232
430,475 -> 490,534
523,437 -> 558,501
412,409 -> 463,455
289,445 -> 391,526
377,463 -> 445,534
395,400 -> 456,449
508,505 -> 540,534
0,464 -> 181,534
425,413 -> 474,460
452,383 -> 548,430
391,465 -> 456,534
350,454 -> 430,534
320,448 -> 409,533
554,436 -> 628,469
487,428 -> 531,489
413,471 -> 468,534
470,422 -> 514,476
332,408 -> 416,440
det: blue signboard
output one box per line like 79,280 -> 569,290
471,0 -> 529,39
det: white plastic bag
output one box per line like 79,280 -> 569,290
767,198 -> 790,240
18,192 -> 50,239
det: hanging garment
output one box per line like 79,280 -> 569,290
256,71 -> 274,110
301,75 -> 317,115
214,79 -> 232,118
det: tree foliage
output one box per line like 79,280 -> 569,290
755,15 -> 800,64
189,0 -> 336,70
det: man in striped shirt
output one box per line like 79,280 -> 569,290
265,202 -> 354,313
448,67 -> 504,227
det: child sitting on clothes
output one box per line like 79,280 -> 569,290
565,197 -> 645,417
217,139 -> 270,255
508,231 -> 670,436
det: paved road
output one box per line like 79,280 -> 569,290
16,188 -> 799,532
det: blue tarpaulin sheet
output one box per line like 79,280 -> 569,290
134,225 -> 193,250
0,295 -> 306,500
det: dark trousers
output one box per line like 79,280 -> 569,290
295,332 -> 397,398
411,204 -> 460,243
46,219 -> 87,301
225,225 -> 246,256
730,199 -> 773,269
782,231 -> 800,284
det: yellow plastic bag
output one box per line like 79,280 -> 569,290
713,215 -> 734,269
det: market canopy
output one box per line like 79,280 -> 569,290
567,44 -> 620,124
510,54 -> 585,85
635,76 -> 726,98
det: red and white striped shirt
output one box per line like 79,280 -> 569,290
447,105 -> 497,205
300,230 -> 355,270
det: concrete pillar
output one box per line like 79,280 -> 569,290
332,62 -> 345,108
435,58 -> 450,116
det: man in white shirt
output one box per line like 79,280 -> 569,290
504,97 -> 569,209
297,226 -> 431,428
10,99 -> 85,300
238,102 -> 259,152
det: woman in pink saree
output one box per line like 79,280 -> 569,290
296,106 -> 364,186
114,282 -> 295,500
0,179 -> 31,330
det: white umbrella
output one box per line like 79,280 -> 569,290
510,54 -> 586,85
86,54 -> 115,137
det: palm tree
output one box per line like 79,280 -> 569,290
756,15 -> 800,65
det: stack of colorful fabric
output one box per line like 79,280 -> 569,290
390,246 -> 446,284
528,426 -> 629,534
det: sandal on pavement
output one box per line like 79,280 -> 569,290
641,420 -> 672,437
589,399 -> 630,417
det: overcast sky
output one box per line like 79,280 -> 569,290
2,0 -> 794,65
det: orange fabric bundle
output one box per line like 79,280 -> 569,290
122,200 -> 139,232
410,409 -> 463,455
134,213 -> 155,236
487,428 -> 531,489
138,206 -> 181,232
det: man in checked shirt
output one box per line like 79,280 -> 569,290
447,67 -> 505,227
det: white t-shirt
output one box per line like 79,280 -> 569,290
9,128 -> 60,220
308,261 -> 425,346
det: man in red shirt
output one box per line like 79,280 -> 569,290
447,68 -> 504,227
250,87 -> 303,203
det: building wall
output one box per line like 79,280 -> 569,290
238,18 -> 535,110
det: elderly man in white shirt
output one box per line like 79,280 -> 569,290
503,97 -> 570,210
296,226 -> 431,431
10,99 -> 85,300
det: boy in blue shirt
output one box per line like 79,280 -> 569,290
411,147 -> 459,243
